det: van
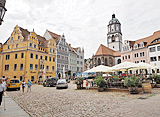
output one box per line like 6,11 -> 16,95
6,78 -> 20,90
43,77 -> 58,87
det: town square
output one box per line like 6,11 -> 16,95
0,0 -> 160,117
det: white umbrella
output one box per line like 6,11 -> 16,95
109,61 -> 137,72
134,62 -> 153,69
85,65 -> 111,73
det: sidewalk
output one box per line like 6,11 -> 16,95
0,94 -> 29,117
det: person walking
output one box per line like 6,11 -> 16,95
0,78 -> 5,106
21,80 -> 25,93
86,80 -> 89,90
2,78 -> 6,91
27,79 -> 31,92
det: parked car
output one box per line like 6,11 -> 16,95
56,79 -> 68,89
44,77 -> 58,87
6,78 -> 20,90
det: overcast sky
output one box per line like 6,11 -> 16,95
0,0 -> 160,59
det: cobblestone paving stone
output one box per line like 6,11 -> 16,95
6,81 -> 160,117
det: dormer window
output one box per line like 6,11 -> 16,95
11,37 -> 13,41
18,36 -> 20,39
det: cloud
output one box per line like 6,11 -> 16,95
0,0 -> 160,59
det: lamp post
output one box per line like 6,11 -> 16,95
0,0 -> 7,25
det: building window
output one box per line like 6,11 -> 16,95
8,46 -> 10,49
20,64 -> 23,70
125,56 -> 127,59
143,52 -> 144,56
6,55 -> 10,60
65,57 -> 68,60
57,55 -> 60,59
128,55 -> 130,59
157,46 -> 160,51
31,76 -> 34,81
14,76 -> 16,78
123,56 -> 124,60
158,56 -> 160,61
5,65 -> 9,71
150,57 -> 157,62
35,54 -> 38,59
49,57 -> 51,61
53,58 -> 55,62
46,66 -> 49,71
18,36 -> 20,39
20,76 -> 22,81
143,60 -> 145,63
80,56 -> 83,59
30,64 -> 33,70
53,49 -> 54,53
150,47 -> 156,52
137,53 -> 138,57
30,53 -> 33,58
35,64 -> 38,70
11,37 -> 13,40
77,61 -> 79,64
57,64 -> 60,68
80,61 -> 83,65
16,44 -> 18,48
134,54 -> 136,58
50,49 -> 51,52
14,64 -> 17,71
45,56 -> 47,61
65,65 -> 68,69
140,52 -> 142,57
33,44 -> 36,48
52,66 -> 54,71
15,54 -> 18,59
40,56 -> 43,59
77,55 -> 79,58
30,43 -> 32,47
21,53 -> 24,58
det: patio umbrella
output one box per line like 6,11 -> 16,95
85,65 -> 111,73
109,61 -> 137,72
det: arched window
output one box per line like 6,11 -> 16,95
109,57 -> 113,65
105,58 -> 108,66
112,35 -> 115,42
117,59 -> 121,64
98,58 -> 101,65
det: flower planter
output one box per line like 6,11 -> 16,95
77,84 -> 81,89
156,84 -> 160,88
151,83 -> 156,88
129,87 -> 138,94
98,87 -> 104,92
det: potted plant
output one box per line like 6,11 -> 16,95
154,75 -> 160,88
124,75 -> 142,94
94,76 -> 106,92
74,77 -> 84,89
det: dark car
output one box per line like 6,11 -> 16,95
43,77 -> 58,87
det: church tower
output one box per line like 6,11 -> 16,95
107,14 -> 122,52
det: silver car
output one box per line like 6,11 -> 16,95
56,79 -> 68,89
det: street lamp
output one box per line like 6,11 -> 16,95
0,0 -> 7,25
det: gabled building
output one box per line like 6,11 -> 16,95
90,44 -> 121,68
0,25 -> 56,82
68,44 -> 77,77
73,47 -> 84,72
44,30 -> 69,78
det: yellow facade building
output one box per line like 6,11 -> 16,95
0,25 -> 57,83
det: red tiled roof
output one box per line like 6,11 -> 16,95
47,30 -> 61,44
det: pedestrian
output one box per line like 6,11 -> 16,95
21,80 -> 25,93
27,79 -> 31,92
0,78 -> 5,106
2,78 -> 6,91
86,79 -> 89,90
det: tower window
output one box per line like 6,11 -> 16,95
112,35 -> 115,42
113,46 -> 114,48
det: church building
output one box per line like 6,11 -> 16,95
89,14 -> 122,68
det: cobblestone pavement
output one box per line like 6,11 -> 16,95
6,81 -> 160,117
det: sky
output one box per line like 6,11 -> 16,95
0,0 -> 160,59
